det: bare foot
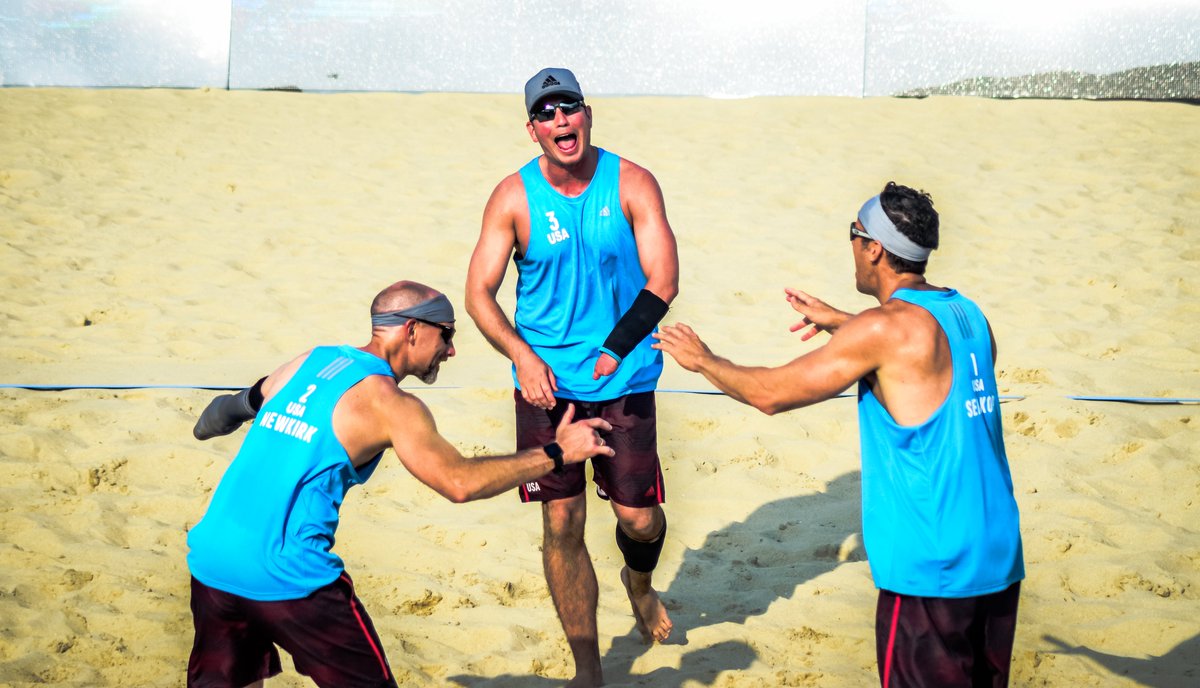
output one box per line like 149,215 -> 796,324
621,566 -> 672,643
565,671 -> 604,687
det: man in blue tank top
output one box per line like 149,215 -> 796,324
185,280 -> 614,688
655,183 -> 1024,687
465,67 -> 680,686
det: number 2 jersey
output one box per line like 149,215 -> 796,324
514,147 -> 663,401
187,345 -> 392,601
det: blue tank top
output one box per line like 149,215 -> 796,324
187,346 -> 393,601
514,148 -> 663,401
858,289 -> 1024,598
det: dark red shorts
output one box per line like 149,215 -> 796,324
876,582 -> 1021,688
514,390 -> 664,507
188,574 -> 396,688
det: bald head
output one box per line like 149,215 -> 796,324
364,280 -> 456,384
371,280 -> 441,315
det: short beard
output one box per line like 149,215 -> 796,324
418,366 -> 439,385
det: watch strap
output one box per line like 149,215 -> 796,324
543,442 -> 565,474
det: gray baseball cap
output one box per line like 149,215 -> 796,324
524,67 -> 585,115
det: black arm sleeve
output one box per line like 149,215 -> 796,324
192,377 -> 266,441
600,289 -> 670,361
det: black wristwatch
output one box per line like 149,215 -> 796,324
544,442 -> 565,474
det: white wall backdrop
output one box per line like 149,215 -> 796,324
2,0 -> 1197,98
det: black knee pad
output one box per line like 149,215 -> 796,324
615,519 -> 666,574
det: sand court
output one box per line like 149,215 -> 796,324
1,88 -> 1198,685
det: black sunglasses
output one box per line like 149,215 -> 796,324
413,318 -> 455,344
530,100 -> 584,122
850,221 -> 873,242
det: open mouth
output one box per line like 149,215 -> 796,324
554,133 -> 578,153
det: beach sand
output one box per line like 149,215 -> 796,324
0,88 -> 1197,686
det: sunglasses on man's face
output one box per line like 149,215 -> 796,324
530,100 -> 584,122
414,318 -> 455,344
850,222 -> 873,242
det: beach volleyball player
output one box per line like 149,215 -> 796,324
654,183 -> 1025,687
185,280 -> 613,688
465,67 -> 679,686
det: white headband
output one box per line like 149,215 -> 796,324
857,195 -> 932,262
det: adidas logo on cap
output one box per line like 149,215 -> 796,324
525,68 -> 584,114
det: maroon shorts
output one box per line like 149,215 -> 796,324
514,390 -> 664,507
876,582 -> 1021,688
188,574 -> 396,688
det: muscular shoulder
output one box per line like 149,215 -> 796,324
337,375 -> 434,444
851,300 -> 938,343
483,171 -> 528,219
348,374 -> 421,414
852,300 -> 945,370
618,157 -> 666,222
832,306 -> 896,350
618,157 -> 659,190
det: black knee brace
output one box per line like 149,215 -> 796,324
615,519 -> 667,574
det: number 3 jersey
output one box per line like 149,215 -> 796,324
514,147 -> 663,401
187,346 -> 392,601
858,288 -> 1024,598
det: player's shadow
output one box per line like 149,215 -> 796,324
449,470 -> 861,687
660,469 -> 864,644
447,639 -> 756,688
1044,633 -> 1200,686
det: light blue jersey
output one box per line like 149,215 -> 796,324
858,288 -> 1024,598
514,148 -> 662,400
187,346 -> 392,601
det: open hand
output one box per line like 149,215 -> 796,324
785,287 -> 849,341
651,323 -> 713,373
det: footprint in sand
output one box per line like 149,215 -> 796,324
394,589 -> 443,616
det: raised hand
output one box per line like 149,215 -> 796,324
651,323 -> 713,373
785,287 -> 850,341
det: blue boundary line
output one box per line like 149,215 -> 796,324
6,385 -> 1191,404
4,386 -> 1196,404
0,384 -> 461,392
1067,395 -> 1199,405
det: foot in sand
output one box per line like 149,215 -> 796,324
565,673 -> 604,688
621,566 -> 672,643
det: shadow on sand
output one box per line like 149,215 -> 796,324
450,470 -> 863,686
1044,633 -> 1200,687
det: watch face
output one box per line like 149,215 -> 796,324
545,443 -> 565,473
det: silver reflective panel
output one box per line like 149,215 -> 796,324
865,0 -> 1200,98
2,1 -> 1197,98
228,0 -> 866,97
0,1 -> 232,88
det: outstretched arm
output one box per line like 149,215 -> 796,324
192,353 -> 309,440
192,378 -> 265,440
653,314 -> 884,415
381,390 -> 615,503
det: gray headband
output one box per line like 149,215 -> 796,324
371,293 -> 456,327
857,195 -> 933,262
